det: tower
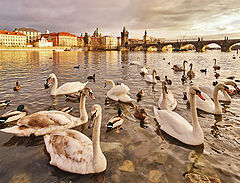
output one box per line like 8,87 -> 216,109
45,30 -> 49,34
121,26 -> 129,47
143,29 -> 147,44
93,28 -> 102,38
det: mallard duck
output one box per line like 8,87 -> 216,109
45,73 -> 88,96
87,74 -> 95,80
74,65 -> 80,69
0,105 -> 28,123
106,108 -> 124,133
44,104 -> 107,174
200,68 -> 207,73
13,81 -> 21,91
136,89 -> 144,102
1,88 -> 95,136
0,100 -> 10,107
134,106 -> 147,120
165,76 -> 172,85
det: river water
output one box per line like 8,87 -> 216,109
0,50 -> 239,183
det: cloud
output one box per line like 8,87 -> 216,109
1,0 -> 240,38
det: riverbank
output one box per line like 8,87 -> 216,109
0,46 -> 76,51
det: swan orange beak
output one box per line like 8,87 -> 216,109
89,92 -> 95,100
197,93 -> 205,101
224,87 -> 232,95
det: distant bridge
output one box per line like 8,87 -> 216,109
129,38 -> 240,52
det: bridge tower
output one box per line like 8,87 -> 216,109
121,26 -> 129,47
143,29 -> 147,44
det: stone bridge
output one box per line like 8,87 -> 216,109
129,38 -> 240,52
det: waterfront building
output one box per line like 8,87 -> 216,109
0,30 -> 26,47
100,36 -> 118,50
42,32 -> 77,47
14,27 -> 41,43
93,28 -> 102,38
121,26 -> 129,47
33,37 -> 53,47
91,37 -> 101,50
77,36 -> 85,47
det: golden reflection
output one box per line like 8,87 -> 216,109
105,51 -> 118,65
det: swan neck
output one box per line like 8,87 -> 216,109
92,109 -> 105,170
214,59 -> 217,65
79,93 -> 87,122
189,93 -> 202,134
109,80 -> 115,89
213,86 -> 222,113
162,85 -> 168,110
51,75 -> 58,95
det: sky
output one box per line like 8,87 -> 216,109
1,0 -> 240,40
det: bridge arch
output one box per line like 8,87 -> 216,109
180,44 -> 196,51
202,42 -> 221,52
229,42 -> 240,52
134,46 -> 144,51
146,46 -> 158,51
161,44 -> 173,52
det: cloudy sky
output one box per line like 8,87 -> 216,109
1,0 -> 240,39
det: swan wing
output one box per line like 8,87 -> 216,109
118,94 -> 133,103
154,107 -> 193,136
44,129 -> 94,174
108,84 -> 130,96
199,85 -> 228,101
167,92 -> 177,111
195,92 -> 215,112
57,81 -> 88,95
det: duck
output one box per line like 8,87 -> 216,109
213,59 -> 221,70
74,65 -> 80,69
214,72 -> 220,79
47,106 -> 73,114
104,80 -> 133,103
134,106 -> 147,120
87,74 -> 95,80
0,100 -> 10,107
0,105 -> 28,123
181,74 -> 188,84
226,76 -> 235,80
187,63 -> 195,80
165,76 -> 172,85
140,66 -> 149,75
44,104 -> 107,174
145,69 -> 157,84
172,60 -> 188,72
45,73 -> 88,96
200,68 -> 207,73
158,81 -> 177,111
106,108 -> 124,132
199,81 -> 239,102
136,89 -> 144,102
13,81 -> 21,91
183,92 -> 187,100
188,83 -> 231,115
0,87 -> 95,136
153,85 -> 205,145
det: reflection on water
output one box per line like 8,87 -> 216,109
0,50 -> 240,182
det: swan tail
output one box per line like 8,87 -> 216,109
0,126 -> 36,137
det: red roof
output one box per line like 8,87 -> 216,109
0,30 -> 26,36
49,32 -> 77,37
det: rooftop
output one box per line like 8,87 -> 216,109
15,27 -> 40,32
0,30 -> 26,36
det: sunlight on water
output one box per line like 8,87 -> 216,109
0,50 -> 240,182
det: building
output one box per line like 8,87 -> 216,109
77,36 -> 85,47
121,26 -> 129,47
14,27 -> 41,43
42,32 -> 77,47
91,37 -> 101,50
33,37 -> 53,47
0,30 -> 26,47
100,36 -> 118,50
93,28 -> 102,38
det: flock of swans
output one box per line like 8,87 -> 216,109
0,56 -> 239,175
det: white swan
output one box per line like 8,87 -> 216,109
46,73 -> 88,96
140,66 -> 149,75
145,69 -> 157,84
44,104 -> 107,174
188,83 -> 231,115
104,80 -> 133,103
199,81 -> 238,102
1,88 -> 95,136
154,85 -> 205,145
158,81 -> 177,111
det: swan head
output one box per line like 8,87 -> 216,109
189,86 -> 205,100
216,83 -> 232,95
183,60 -> 188,64
104,80 -> 113,88
89,104 -> 102,129
81,87 -> 95,100
162,81 -> 168,94
224,81 -> 239,91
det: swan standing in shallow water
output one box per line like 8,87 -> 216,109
104,80 -> 133,103
1,88 -> 95,136
188,83 -> 231,115
199,81 -> 239,102
44,104 -> 107,174
145,69 -> 157,84
154,86 -> 205,145
45,73 -> 88,96
158,81 -> 177,111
